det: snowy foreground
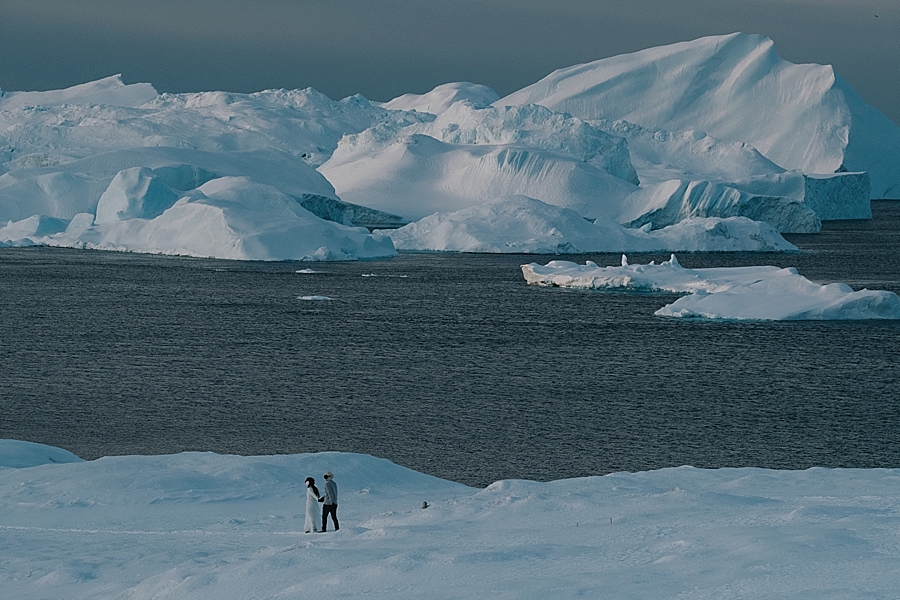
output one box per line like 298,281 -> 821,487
3,33 -> 900,259
2,440 -> 900,599
523,256 -> 900,320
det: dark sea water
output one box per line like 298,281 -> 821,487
2,202 -> 899,488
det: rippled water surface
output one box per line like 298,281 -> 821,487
2,203 -> 899,487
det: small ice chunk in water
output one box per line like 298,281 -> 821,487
296,268 -> 327,274
298,295 -> 334,301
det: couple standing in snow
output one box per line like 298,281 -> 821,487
304,471 -> 339,533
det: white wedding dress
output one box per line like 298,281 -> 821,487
305,486 -> 321,533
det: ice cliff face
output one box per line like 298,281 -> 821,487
498,32 -> 900,199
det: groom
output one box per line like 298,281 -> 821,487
319,471 -> 339,532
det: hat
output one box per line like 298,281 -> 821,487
324,471 -> 333,479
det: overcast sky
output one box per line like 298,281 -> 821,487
2,0 -> 898,124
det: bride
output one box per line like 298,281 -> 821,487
304,477 -> 321,533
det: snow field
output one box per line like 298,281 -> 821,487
2,440 -> 900,598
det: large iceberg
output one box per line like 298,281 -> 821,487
319,132 -> 637,222
0,77 -> 401,260
522,255 -> 900,320
0,75 -> 392,170
2,34 -> 897,259
594,119 -> 872,224
47,177 -> 396,261
498,32 -> 900,199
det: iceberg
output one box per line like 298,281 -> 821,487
0,80 -> 392,169
377,81 -> 501,114
594,119 -> 872,224
618,179 -> 822,234
47,177 -> 397,261
2,33 -> 896,260
522,256 -> 900,320
319,133 -> 637,222
0,74 -> 158,111
383,195 -> 797,253
0,147 -> 397,260
498,33 -> 900,199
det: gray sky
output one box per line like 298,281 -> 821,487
2,0 -> 898,124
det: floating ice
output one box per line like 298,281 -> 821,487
3,34 -> 896,259
297,295 -> 334,301
522,256 -> 900,320
46,177 -> 397,261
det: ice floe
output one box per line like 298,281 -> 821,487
522,255 -> 900,320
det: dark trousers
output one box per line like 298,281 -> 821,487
322,504 -> 339,531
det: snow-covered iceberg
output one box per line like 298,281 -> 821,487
0,76 -> 392,170
0,74 -> 158,112
0,148 -> 398,260
498,32 -> 900,199
3,33 -> 896,260
377,81 -> 501,114
594,119 -> 872,224
0,78 -> 402,260
617,179 -> 822,234
44,177 -> 396,261
319,132 -> 637,222
3,439 -> 900,598
384,195 -> 797,253
522,256 -> 900,320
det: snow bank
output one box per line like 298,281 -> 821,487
2,439 -> 900,598
0,440 -> 83,468
498,33 -> 900,199
384,196 -> 797,253
522,256 -> 900,320
377,82 -> 500,114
